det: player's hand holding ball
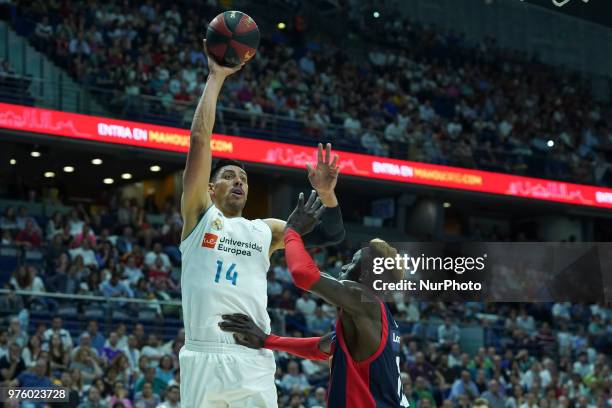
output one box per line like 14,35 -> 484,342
205,10 -> 259,78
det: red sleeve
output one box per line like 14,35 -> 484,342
265,334 -> 330,361
283,228 -> 321,290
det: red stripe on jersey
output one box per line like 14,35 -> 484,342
335,301 -> 389,408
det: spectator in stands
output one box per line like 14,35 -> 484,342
295,292 -> 316,320
144,243 -> 171,270
535,322 -> 556,356
16,206 -> 38,230
133,381 -> 161,408
67,207 -> 90,236
147,256 -> 173,287
267,270 -> 283,300
82,321 -> 105,354
59,223 -> 74,248
116,227 -> 136,255
21,335 -> 42,368
159,221 -> 181,265
306,386 -> 327,408
73,224 -> 97,248
9,265 -> 45,292
47,255 -> 79,294
80,270 -> 102,296
438,316 -> 461,348
123,255 -> 144,286
573,351 -> 593,378
69,240 -> 98,270
11,357 -> 53,389
307,307 -> 332,336
6,317 -> 27,348
134,366 -> 166,396
521,361 -> 552,390
157,384 -> 179,408
140,334 -> 163,368
281,360 -> 311,393
0,206 -> 19,234
480,379 -> 504,408
70,347 -> 103,386
0,343 -> 26,381
552,302 -> 572,322
516,308 -> 536,334
1,229 -> 13,245
108,381 -> 133,408
43,317 -> 73,350
59,370 -> 80,407
101,273 -> 133,299
78,385 -> 105,408
361,126 -> 388,157
15,219 -> 42,248
408,352 -> 436,383
71,332 -> 101,364
156,354 -> 174,384
49,333 -> 69,374
47,235 -> 68,270
449,370 -> 479,402
101,332 -> 123,364
343,108 -> 362,140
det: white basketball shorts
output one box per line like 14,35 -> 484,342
179,340 -> 277,408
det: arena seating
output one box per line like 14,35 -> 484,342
2,1 -> 611,186
0,196 -> 610,407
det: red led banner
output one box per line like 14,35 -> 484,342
1,102 -> 612,209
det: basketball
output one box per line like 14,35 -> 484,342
206,11 -> 260,67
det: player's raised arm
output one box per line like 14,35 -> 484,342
219,313 -> 333,360
265,143 -> 344,254
281,192 -> 370,316
181,40 -> 244,240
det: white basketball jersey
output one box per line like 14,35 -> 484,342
179,205 -> 272,344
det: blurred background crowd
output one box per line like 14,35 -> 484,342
1,0 -> 612,186
0,0 -> 611,407
0,196 -> 610,407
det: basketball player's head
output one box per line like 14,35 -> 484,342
338,238 -> 403,288
209,159 -> 248,216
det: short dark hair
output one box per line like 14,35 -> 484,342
210,159 -> 246,182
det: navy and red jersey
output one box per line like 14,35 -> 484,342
327,301 -> 409,407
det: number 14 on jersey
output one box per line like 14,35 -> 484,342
215,260 -> 238,286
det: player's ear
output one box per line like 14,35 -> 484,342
208,182 -> 215,196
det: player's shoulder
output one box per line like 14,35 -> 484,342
339,280 -> 382,318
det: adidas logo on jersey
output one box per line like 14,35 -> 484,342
202,233 -> 219,248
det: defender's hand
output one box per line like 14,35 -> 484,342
307,143 -> 339,195
286,191 -> 325,236
219,314 -> 267,349
204,39 -> 244,78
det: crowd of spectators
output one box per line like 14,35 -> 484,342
0,196 -> 611,407
0,59 -> 34,105
2,0 -> 612,186
0,197 -> 183,318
